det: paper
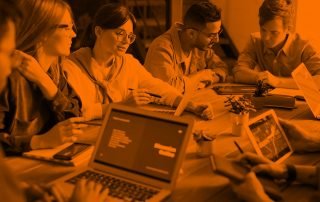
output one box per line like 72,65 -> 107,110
268,88 -> 303,97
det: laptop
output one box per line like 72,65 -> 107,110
142,79 -> 197,116
51,103 -> 194,201
291,63 -> 320,119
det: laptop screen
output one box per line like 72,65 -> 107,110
94,109 -> 189,183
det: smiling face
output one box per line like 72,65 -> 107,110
260,17 -> 288,49
41,9 -> 76,57
94,19 -> 134,57
0,20 -> 15,92
194,20 -> 221,51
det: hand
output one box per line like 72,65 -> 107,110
191,69 -> 219,87
22,183 -> 65,202
31,117 -> 89,149
238,152 -> 288,179
70,179 -> 109,202
188,101 -> 214,120
257,71 -> 280,87
231,172 -> 272,202
13,50 -> 50,85
124,88 -> 154,105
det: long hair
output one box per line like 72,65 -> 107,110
81,3 -> 136,48
259,0 -> 294,30
16,0 -> 73,56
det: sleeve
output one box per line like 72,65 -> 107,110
134,56 -> 181,106
0,83 -> 33,155
49,67 -> 82,122
232,35 -> 258,75
205,49 -> 228,82
144,39 -> 185,92
301,42 -> 320,75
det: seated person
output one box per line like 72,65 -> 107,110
0,0 -> 87,155
233,0 -> 320,89
0,1 -> 109,202
63,3 -> 214,120
144,1 -> 228,93
231,152 -> 320,202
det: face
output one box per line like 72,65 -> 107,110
194,20 -> 222,51
95,19 -> 135,56
0,20 -> 15,92
260,17 -> 288,49
42,9 -> 76,56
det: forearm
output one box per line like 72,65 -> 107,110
234,69 -> 259,84
36,74 -> 58,100
294,165 -> 318,186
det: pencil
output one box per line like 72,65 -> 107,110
128,88 -> 162,98
234,141 -> 244,153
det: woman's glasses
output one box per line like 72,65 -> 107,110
115,29 -> 136,44
54,23 -> 77,33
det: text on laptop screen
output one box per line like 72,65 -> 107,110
248,114 -> 290,162
95,109 -> 188,183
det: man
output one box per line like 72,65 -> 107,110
144,1 -> 228,93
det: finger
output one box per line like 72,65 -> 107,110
252,164 -> 272,174
134,92 -> 152,99
87,180 -> 95,190
68,117 -> 88,123
100,188 -> 110,201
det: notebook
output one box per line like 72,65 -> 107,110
23,142 -> 94,166
51,103 -> 193,201
245,110 -> 293,163
291,63 -> 320,119
213,85 -> 257,95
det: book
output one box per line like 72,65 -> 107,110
22,142 -> 94,166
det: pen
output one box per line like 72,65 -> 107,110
128,88 -> 162,98
234,141 -> 244,153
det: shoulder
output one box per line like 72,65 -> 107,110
148,30 -> 173,50
249,32 -> 262,43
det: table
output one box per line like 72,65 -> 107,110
6,88 -> 320,202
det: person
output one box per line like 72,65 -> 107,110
62,3 -> 214,120
233,0 -> 320,89
0,1 -> 109,202
231,152 -> 320,202
0,0 -> 88,155
144,1 -> 228,93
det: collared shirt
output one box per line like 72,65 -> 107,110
144,23 -> 228,93
233,32 -> 320,77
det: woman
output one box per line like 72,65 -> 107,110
233,0 -> 320,89
0,0 -> 87,155
63,3 -> 214,120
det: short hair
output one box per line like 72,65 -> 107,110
183,1 -> 221,29
0,0 -> 22,41
259,0 -> 293,29
16,0 -> 73,56
81,3 -> 136,48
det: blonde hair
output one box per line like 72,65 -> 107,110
16,0 -> 72,56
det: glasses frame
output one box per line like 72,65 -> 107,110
53,23 -> 77,33
114,29 -> 136,44
185,26 -> 223,42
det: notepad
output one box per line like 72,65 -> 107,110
23,142 -> 94,166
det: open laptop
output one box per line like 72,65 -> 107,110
51,103 -> 193,202
142,79 -> 197,116
291,63 -> 320,119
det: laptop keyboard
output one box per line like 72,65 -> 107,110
66,170 -> 159,201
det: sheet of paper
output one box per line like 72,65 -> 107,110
268,88 -> 303,97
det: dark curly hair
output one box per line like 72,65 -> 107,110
183,1 -> 221,29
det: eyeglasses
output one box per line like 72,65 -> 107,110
187,27 -> 223,41
54,23 -> 77,33
114,29 -> 136,44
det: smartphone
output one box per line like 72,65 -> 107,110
53,143 -> 91,160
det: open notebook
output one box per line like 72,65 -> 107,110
23,142 -> 94,166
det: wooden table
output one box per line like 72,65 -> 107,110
6,88 -> 320,202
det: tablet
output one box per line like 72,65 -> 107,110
245,110 -> 293,163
